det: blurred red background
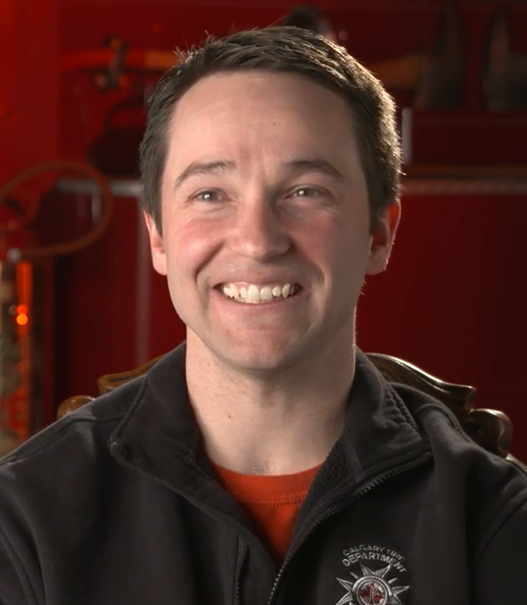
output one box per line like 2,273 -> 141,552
1,0 -> 526,458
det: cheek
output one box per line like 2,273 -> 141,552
304,214 -> 371,271
164,218 -> 221,281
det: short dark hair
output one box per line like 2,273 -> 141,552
139,27 -> 401,231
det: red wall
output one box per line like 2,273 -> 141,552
357,191 -> 527,459
0,0 -> 60,181
2,0 -> 527,459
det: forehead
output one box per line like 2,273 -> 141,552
164,71 -> 362,170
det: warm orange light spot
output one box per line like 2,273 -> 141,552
16,313 -> 28,326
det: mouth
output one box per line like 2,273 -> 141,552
217,282 -> 302,304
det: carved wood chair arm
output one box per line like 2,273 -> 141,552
368,353 -> 513,459
463,409 -> 513,459
96,355 -> 163,394
366,353 -> 476,413
56,395 -> 95,419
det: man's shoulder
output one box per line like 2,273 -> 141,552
0,345 -> 188,490
391,380 -> 527,504
0,373 -> 146,480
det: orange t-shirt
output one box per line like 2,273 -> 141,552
212,463 -> 320,563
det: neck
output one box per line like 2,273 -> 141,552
185,327 -> 356,475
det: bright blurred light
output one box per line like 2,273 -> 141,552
16,313 -> 28,326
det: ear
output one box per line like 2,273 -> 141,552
143,211 -> 168,276
365,201 -> 401,276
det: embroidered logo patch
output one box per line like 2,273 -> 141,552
335,545 -> 409,605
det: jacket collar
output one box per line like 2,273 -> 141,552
111,344 -> 429,493
340,350 -> 428,482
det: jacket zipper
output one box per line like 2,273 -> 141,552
234,544 -> 248,605
266,451 -> 432,605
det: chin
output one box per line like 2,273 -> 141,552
215,339 -> 304,374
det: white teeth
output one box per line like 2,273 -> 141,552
260,286 -> 273,301
247,285 -> 260,304
221,283 -> 298,303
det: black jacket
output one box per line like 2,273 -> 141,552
0,346 -> 526,605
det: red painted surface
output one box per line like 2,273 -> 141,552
357,193 -> 527,459
0,0 -> 60,432
2,0 -> 527,460
0,0 -> 60,180
52,188 -> 183,400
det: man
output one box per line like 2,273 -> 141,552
0,27 -> 526,605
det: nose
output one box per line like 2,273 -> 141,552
227,194 -> 291,261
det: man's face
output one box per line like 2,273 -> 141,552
145,71 -> 398,373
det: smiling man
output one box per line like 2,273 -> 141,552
142,65 -> 397,477
0,26 -> 526,605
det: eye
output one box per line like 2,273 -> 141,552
192,189 -> 222,202
289,187 -> 326,199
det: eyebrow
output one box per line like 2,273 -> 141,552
173,160 -> 236,192
284,159 -> 346,182
173,157 -> 345,192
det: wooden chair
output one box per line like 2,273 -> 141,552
57,353 -> 515,461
